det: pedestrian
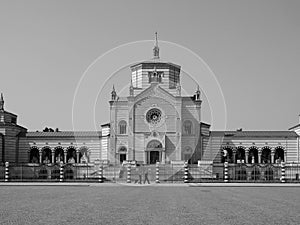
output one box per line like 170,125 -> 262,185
134,166 -> 142,184
144,167 -> 150,184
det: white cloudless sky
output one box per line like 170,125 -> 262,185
0,0 -> 299,131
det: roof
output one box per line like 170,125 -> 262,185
26,131 -> 102,138
211,131 -> 298,138
289,124 -> 300,130
200,122 -> 211,127
130,61 -> 181,69
0,110 -> 17,117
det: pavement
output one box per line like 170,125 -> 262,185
1,182 -> 300,187
1,184 -> 300,225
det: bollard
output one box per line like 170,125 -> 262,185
127,164 -> 131,183
156,162 -> 160,183
184,162 -> 189,183
5,162 -> 9,182
281,161 -> 285,183
99,165 -> 103,183
224,161 -> 228,182
60,164 -> 64,182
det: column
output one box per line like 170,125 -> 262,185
64,150 -> 67,163
27,151 -> 31,163
161,151 -> 165,164
156,162 -> 160,183
127,164 -> 131,183
281,162 -> 285,183
184,162 -> 189,183
284,151 -> 287,162
233,149 -> 236,163
51,150 -> 55,163
145,152 -> 148,164
39,150 -> 42,163
99,165 -> 103,183
258,150 -> 262,164
5,162 -> 9,182
271,150 -> 275,164
245,150 -> 249,164
76,151 -> 80,163
60,164 -> 64,182
224,161 -> 228,182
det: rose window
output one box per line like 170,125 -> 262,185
146,108 -> 162,125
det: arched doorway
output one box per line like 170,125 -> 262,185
119,146 -> 127,163
274,147 -> 285,163
236,147 -> 246,163
261,147 -> 271,164
41,147 -> 52,164
67,147 -> 77,163
54,147 -> 64,163
248,147 -> 259,164
146,140 -> 162,164
29,147 -> 39,163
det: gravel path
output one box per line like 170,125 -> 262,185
1,186 -> 300,225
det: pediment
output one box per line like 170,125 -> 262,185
133,84 -> 176,105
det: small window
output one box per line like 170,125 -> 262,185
183,120 -> 192,135
11,117 -> 17,124
119,121 -> 127,134
0,115 -> 4,122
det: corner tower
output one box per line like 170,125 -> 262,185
0,94 -> 27,163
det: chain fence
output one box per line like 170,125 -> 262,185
1,162 -> 300,183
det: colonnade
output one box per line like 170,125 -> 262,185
222,146 -> 286,164
28,146 -> 89,164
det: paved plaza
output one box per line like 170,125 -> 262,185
1,185 -> 300,225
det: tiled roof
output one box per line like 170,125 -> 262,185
211,131 -> 298,138
26,131 -> 102,138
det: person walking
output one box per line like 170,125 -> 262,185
134,166 -> 142,184
144,167 -> 150,184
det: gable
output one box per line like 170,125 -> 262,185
134,83 -> 176,106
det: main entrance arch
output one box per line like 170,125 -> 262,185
146,140 -> 163,164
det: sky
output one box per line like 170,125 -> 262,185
0,0 -> 300,131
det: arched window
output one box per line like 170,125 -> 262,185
183,120 -> 192,135
274,147 -> 285,163
119,120 -> 127,134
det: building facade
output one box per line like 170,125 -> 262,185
0,38 -> 300,166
